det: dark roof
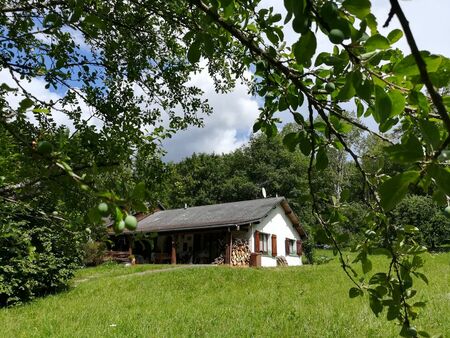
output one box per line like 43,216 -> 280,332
127,197 -> 305,236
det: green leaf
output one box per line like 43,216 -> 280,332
342,0 -> 371,19
298,133 -> 312,156
316,147 -> 328,171
337,73 -> 355,101
394,52 -> 442,76
387,305 -> 400,321
292,16 -> 309,34
355,78 -> 373,102
387,29 -> 403,44
369,294 -> 383,317
429,165 -> 450,195
365,14 -> 378,36
362,256 -> 372,274
292,30 -> 316,67
414,272 -> 429,285
385,135 -> 424,164
131,182 -> 146,201
374,85 -> 392,123
283,133 -> 299,152
32,107 -> 50,115
388,90 -> 406,117
365,34 -> 390,51
18,97 -> 34,112
403,224 -> 419,234
369,272 -> 387,285
187,39 -> 202,64
379,171 -> 420,211
88,207 -> 102,224
349,287 -> 363,298
253,121 -> 262,133
265,29 -> 279,45
419,120 -> 441,149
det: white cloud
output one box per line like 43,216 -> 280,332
162,69 -> 259,161
3,1 -> 450,162
1,69 -> 101,131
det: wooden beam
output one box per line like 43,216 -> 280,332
171,234 -> 177,265
127,235 -> 133,255
224,230 -> 231,265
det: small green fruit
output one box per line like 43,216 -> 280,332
325,82 -> 335,93
97,202 -> 109,216
114,220 -> 125,233
444,206 -> 450,218
329,29 -> 345,44
125,215 -> 138,231
37,141 -> 53,155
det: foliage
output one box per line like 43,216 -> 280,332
0,200 -> 83,307
82,241 -> 107,267
1,252 -> 449,337
391,195 -> 450,250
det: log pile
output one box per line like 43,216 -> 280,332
276,256 -> 288,267
231,239 -> 251,266
212,254 -> 224,265
212,238 -> 251,266
104,250 -> 131,263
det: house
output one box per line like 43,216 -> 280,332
108,197 -> 306,267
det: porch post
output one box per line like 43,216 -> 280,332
127,235 -> 133,255
171,234 -> 177,265
224,229 -> 232,265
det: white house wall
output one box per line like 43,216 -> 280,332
248,204 -> 302,267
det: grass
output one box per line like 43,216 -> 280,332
1,252 -> 449,337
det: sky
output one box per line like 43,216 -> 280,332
5,1 -> 450,162
161,0 -> 450,161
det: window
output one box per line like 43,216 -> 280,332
259,233 -> 269,254
286,238 -> 297,256
289,239 -> 296,255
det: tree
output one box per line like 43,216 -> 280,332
392,195 -> 450,250
1,0 -> 450,335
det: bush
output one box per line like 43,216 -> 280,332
82,241 -> 107,266
0,201 -> 83,307
302,236 -> 315,264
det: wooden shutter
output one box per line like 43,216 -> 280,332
296,240 -> 303,256
285,238 -> 290,255
254,230 -> 260,252
271,234 -> 277,257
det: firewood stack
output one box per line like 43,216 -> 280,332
212,254 -> 225,265
276,256 -> 288,267
212,239 -> 251,266
231,239 -> 251,266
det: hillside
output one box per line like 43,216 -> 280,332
1,252 -> 449,337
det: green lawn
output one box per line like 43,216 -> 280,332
1,252 -> 449,337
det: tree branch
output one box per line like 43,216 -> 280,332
387,0 -> 450,137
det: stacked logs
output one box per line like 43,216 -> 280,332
231,239 -> 251,266
212,254 -> 224,265
212,238 -> 251,266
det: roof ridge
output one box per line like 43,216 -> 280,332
162,196 -> 285,212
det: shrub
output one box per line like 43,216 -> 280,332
302,236 -> 315,264
82,241 -> 107,266
0,201 -> 83,307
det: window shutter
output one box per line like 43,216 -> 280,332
271,234 -> 277,257
254,230 -> 260,252
296,240 -> 303,256
285,238 -> 290,255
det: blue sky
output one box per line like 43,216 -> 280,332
3,1 -> 450,162
161,0 -> 450,161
